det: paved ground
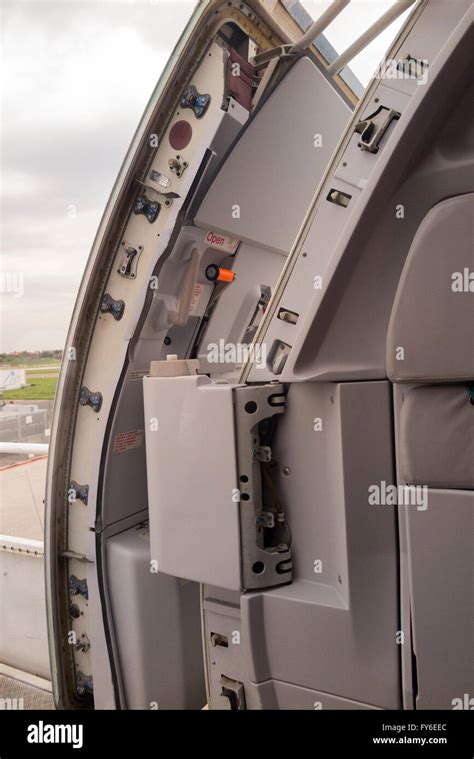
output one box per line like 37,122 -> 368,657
0,399 -> 53,467
1,399 -> 55,418
0,457 -> 47,540
0,456 -> 53,704
0,671 -> 54,710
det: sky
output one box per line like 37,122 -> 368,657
0,0 -> 409,353
301,0 -> 412,83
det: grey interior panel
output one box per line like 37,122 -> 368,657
195,56 -> 350,254
203,381 -> 401,708
387,193 -> 474,383
399,385 -> 474,489
406,490 -> 474,709
388,188 -> 473,706
55,2 -> 474,713
267,57 -> 474,383
101,363 -> 149,527
143,372 -> 292,591
246,681 -> 380,710
106,524 -> 205,709
143,374 -> 242,590
203,604 -> 246,710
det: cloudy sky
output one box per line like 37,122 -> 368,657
0,0 -> 408,352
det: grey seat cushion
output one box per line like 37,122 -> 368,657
387,193 -> 474,384
399,385 -> 474,489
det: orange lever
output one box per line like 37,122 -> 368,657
205,264 -> 236,284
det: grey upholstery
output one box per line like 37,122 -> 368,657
407,489 -> 474,709
390,195 -> 474,706
387,193 -> 474,383
399,385 -> 474,489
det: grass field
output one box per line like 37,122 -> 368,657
2,376 -> 58,400
25,368 -> 59,377
1,357 -> 61,369
1,357 -> 61,400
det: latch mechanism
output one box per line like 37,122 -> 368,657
133,194 -> 160,223
256,511 -> 275,529
79,387 -> 102,413
255,445 -> 272,463
69,575 -> 88,600
234,384 -> 292,590
268,340 -> 291,375
69,481 -> 89,505
118,242 -> 143,279
354,105 -> 400,154
75,633 -> 91,653
100,293 -> 125,321
76,672 -> 93,697
168,156 -> 189,178
277,307 -> 299,325
180,84 -> 211,119
219,676 -> 246,710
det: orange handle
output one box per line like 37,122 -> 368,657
205,264 -> 236,284
217,267 -> 235,283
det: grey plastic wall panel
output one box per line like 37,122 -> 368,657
246,681 -> 380,710
393,385 -> 415,711
393,382 -> 473,710
387,0 -> 473,98
406,490 -> 474,709
387,193 -> 474,383
240,381 -> 401,708
0,547 -> 50,681
208,99 -> 249,160
143,374 -> 241,590
101,362 -> 149,527
399,385 -> 474,488
203,605 -> 246,709
195,56 -> 351,254
106,524 -> 205,709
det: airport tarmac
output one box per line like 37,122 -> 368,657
0,456 -> 54,709
0,456 -> 47,539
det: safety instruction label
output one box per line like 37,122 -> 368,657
129,369 -> 149,382
113,429 -> 144,454
205,230 -> 239,253
189,282 -> 212,316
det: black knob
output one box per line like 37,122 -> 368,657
205,264 -> 220,282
